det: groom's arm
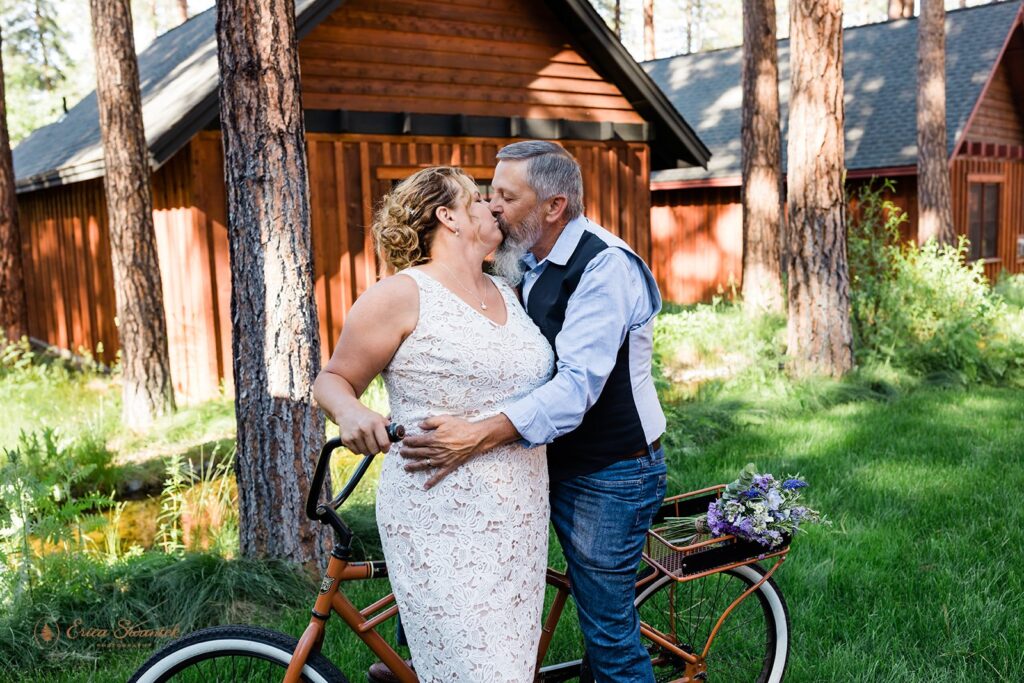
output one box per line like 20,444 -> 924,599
401,249 -> 655,488
502,249 -> 651,446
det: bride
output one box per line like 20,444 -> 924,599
312,167 -> 554,682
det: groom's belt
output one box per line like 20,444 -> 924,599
623,437 -> 661,459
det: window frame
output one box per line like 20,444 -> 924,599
965,176 -> 1003,263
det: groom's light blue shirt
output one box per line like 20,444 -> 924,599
502,216 -> 666,448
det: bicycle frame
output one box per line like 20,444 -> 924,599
281,548 -> 787,683
287,438 -> 789,683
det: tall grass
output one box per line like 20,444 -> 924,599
0,552 -> 315,675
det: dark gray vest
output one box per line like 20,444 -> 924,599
524,230 -> 649,481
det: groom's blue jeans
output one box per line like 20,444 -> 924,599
549,445 -> 667,683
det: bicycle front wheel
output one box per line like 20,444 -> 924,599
635,563 -> 789,683
128,624 -> 347,683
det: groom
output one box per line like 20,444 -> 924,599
400,140 -> 667,682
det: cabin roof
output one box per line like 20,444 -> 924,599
643,0 -> 1024,186
12,0 -> 709,194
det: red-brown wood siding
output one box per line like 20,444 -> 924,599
950,156 -> 1024,282
19,178 -> 116,361
302,134 -> 650,359
650,176 -> 921,304
150,145 -> 225,402
962,60 -> 1024,149
650,186 -> 743,304
17,146 -> 231,403
18,131 -> 647,403
298,0 -> 644,123
187,132 -> 651,400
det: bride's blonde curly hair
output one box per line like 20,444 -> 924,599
372,166 -> 477,271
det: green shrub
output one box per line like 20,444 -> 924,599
847,180 -> 1024,384
0,430 -> 118,602
993,272 -> 1024,309
653,300 -> 785,398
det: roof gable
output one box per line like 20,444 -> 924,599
644,0 -> 1023,185
12,0 -> 708,194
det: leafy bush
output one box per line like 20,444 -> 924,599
653,300 -> 785,398
994,272 -> 1024,309
0,429 -> 118,602
847,180 -> 1024,384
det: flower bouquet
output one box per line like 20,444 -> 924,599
661,464 -> 826,550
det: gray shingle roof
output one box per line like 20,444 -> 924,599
12,0 -> 337,193
644,0 -> 1023,185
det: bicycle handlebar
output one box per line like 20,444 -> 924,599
306,423 -> 405,529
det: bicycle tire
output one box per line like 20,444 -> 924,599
127,624 -> 348,683
634,563 -> 790,683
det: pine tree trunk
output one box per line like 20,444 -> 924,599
614,0 -> 622,38
177,0 -> 189,23
888,0 -> 914,20
916,0 -> 955,245
0,42 -> 29,341
741,0 -> 784,314
786,0 -> 853,377
216,0 -> 328,565
643,0 -> 655,60
89,0 -> 176,427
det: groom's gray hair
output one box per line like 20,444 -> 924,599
496,141 -> 584,221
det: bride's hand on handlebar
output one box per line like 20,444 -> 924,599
339,407 -> 393,456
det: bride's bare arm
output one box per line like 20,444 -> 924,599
313,275 -> 418,456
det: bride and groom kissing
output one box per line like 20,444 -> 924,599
313,140 -> 667,683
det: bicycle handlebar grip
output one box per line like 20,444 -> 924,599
306,423 -> 406,523
387,423 -> 406,442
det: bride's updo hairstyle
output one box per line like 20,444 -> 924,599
372,166 -> 477,271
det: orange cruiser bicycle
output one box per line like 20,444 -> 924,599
130,426 -> 791,683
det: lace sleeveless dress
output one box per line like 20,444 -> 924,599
376,268 -> 555,682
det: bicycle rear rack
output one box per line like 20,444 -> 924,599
643,485 -> 790,582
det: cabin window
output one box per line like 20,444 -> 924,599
967,182 -> 1000,261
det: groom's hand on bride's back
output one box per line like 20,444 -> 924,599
400,414 -> 519,489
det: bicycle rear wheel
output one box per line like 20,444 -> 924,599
635,563 -> 789,683
128,624 -> 347,683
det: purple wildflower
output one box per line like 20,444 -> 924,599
783,479 -> 808,490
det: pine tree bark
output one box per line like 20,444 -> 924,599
916,0 -> 955,245
888,0 -> 914,20
216,0 -> 328,565
177,0 -> 189,23
741,0 -> 784,314
90,0 -> 176,427
786,0 -> 853,377
643,0 -> 655,60
0,41 -> 29,341
614,0 -> 622,38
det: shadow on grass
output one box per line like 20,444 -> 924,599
661,380 -> 1024,681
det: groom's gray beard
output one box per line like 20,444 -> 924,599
492,210 -> 543,286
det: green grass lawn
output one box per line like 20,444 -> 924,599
9,381 -> 1022,682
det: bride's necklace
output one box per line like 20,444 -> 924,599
437,261 -> 490,310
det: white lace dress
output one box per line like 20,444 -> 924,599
376,268 -> 554,682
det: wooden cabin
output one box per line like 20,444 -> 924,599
12,0 -> 709,404
642,0 -> 1024,304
